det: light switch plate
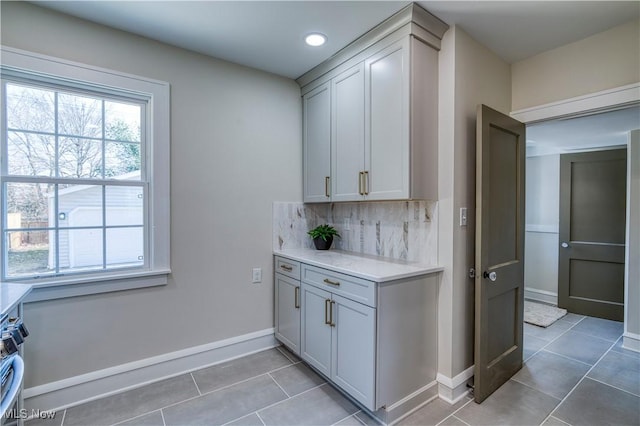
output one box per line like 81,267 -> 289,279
252,268 -> 262,283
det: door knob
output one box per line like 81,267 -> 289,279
561,242 -> 570,248
483,271 -> 497,282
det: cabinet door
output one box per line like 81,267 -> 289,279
331,63 -> 365,202
365,38 -> 410,200
300,283 -> 332,377
303,82 -> 331,203
275,274 -> 300,355
331,294 -> 376,410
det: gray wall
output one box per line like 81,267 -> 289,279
437,26 -> 511,380
1,2 -> 302,387
626,130 -> 640,342
524,154 -> 560,303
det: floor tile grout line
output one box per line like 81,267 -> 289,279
351,411 -> 368,426
59,408 -> 66,426
248,382 -> 330,423
434,396 -> 474,425
538,337 -> 617,426
332,412 -> 362,426
509,376 -> 563,402
538,348 -> 596,367
584,375 -> 640,398
111,410 -> 161,426
267,372 -> 292,398
610,336 -> 640,360
255,411 -> 267,426
190,372 -> 203,395
451,414 -> 472,426
160,409 -> 167,426
546,415 -> 571,426
275,345 -> 298,364
566,328 -> 622,344
267,360 -> 303,375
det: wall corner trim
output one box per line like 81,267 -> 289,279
23,328 -> 277,413
511,83 -> 640,124
436,365 -> 473,404
622,333 -> 640,353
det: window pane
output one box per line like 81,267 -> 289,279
58,93 -> 102,138
58,184 -> 103,228
105,101 -> 141,142
106,227 -> 143,268
61,228 -> 103,271
59,137 -> 102,178
7,132 -> 55,176
105,186 -> 143,226
105,141 -> 141,178
5,230 -> 55,278
6,182 -> 52,226
6,83 -> 55,133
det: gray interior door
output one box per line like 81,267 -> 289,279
474,105 -> 526,403
558,149 -> 627,321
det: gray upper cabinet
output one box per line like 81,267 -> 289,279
299,4 -> 447,203
332,63 -> 365,201
302,83 -> 331,202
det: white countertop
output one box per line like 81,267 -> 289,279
274,249 -> 443,282
1,283 -> 33,317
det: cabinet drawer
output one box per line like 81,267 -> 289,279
275,256 -> 301,280
301,264 -> 376,307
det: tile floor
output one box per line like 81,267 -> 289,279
26,314 -> 639,426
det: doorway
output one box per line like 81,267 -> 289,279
523,106 -> 639,318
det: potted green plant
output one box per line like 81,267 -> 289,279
307,224 -> 341,250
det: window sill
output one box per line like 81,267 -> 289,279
15,269 -> 171,303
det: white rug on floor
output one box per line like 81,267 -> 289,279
524,300 -> 567,327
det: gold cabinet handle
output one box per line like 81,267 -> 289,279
358,171 -> 364,195
363,171 -> 369,195
325,176 -> 330,198
330,301 -> 336,327
280,264 -> 293,272
325,299 -> 331,325
323,278 -> 340,286
294,286 -> 300,309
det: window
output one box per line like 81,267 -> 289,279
1,47 -> 169,297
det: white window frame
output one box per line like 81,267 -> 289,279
1,46 -> 170,301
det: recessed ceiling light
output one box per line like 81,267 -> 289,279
305,33 -> 327,47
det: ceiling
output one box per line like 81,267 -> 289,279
30,1 -> 639,151
31,1 -> 640,80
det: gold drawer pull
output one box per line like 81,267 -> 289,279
363,171 -> 369,195
325,299 -> 331,324
280,264 -> 293,272
323,278 -> 340,286
330,300 -> 336,327
325,176 -> 330,198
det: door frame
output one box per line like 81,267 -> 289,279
511,82 -> 640,348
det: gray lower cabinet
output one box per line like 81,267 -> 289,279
276,255 -> 438,422
274,257 -> 301,355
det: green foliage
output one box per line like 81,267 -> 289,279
307,224 -> 341,241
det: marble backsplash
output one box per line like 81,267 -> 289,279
273,201 -> 438,265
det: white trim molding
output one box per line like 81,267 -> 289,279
525,288 -> 559,306
437,365 -> 474,404
511,83 -> 640,124
622,332 -> 640,353
24,329 -> 277,413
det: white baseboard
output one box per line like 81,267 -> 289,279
525,288 -> 558,306
24,328 -> 277,413
622,332 -> 640,353
437,365 -> 473,404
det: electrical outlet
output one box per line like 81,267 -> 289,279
460,208 -> 468,226
252,268 -> 262,283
